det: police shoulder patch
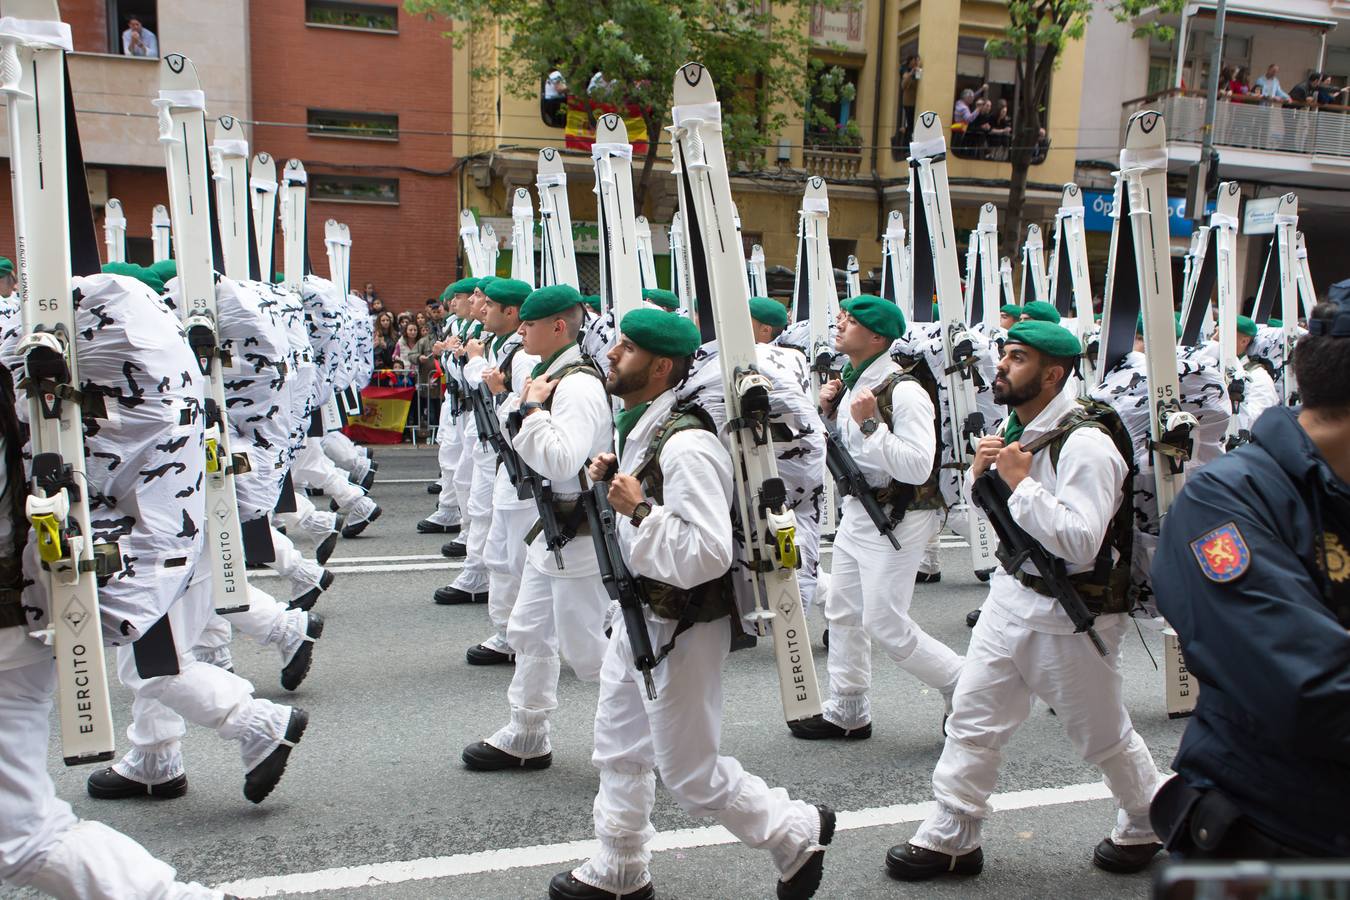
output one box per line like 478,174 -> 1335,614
1189,522 -> 1251,583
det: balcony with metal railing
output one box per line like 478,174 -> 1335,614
1121,89 -> 1350,162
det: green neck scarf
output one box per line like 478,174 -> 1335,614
1003,410 -> 1025,445
841,351 -> 886,391
531,344 -> 571,380
492,332 -> 511,355
615,401 -> 652,458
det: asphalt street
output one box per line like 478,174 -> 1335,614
32,445 -> 1189,900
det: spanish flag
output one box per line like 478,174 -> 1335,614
344,385 -> 414,444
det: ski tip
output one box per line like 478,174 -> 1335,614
595,112 -> 630,145
284,158 -> 306,179
160,53 -> 200,91
1278,192 -> 1298,213
538,146 -> 564,173
805,175 -> 828,198
459,208 -> 476,226
1062,182 -> 1081,203
218,114 -> 239,133
1125,110 -> 1166,147
674,62 -> 716,103
979,202 -> 997,223
910,111 -> 945,151
513,187 -> 531,206
253,151 -> 273,166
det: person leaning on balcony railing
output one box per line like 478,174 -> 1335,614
1254,65 -> 1290,104
1229,67 -> 1252,101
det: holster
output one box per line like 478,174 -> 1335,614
1150,775 -> 1307,860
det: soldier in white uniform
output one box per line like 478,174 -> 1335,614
462,285 -> 612,769
0,371 -> 227,899
791,296 -> 961,741
1234,314 -> 1279,435
551,307 -> 833,900
462,279 -> 538,665
889,320 -> 1163,880
417,278 -> 475,537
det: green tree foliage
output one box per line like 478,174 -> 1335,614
406,0 -> 827,208
992,0 -> 1183,259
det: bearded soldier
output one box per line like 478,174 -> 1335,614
461,285 -> 611,770
791,296 -> 960,741
889,320 -> 1164,880
551,307 -> 833,900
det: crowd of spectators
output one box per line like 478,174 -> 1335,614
1220,64 -> 1348,107
361,285 -> 452,437
951,86 -> 1048,163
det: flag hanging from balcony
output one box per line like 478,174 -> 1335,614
565,97 -> 650,155
345,384 -> 414,444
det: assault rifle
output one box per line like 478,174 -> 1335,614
824,433 -> 901,550
505,407 -> 568,569
580,466 -> 659,700
971,468 -> 1108,656
475,382 -> 524,490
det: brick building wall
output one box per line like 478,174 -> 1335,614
249,1 -> 458,314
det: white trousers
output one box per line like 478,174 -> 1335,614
427,398 -> 464,527
0,660 -> 220,899
292,440 -> 362,508
823,511 -> 963,729
113,579 -> 293,782
450,449 -> 496,595
910,606 -> 1162,854
572,615 -> 821,895
321,430 -> 361,472
274,491 -> 337,545
266,526 -> 323,595
194,584 -> 306,667
919,532 -> 941,576
482,504 -> 535,647
486,560 -> 609,757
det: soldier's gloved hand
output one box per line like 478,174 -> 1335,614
972,435 -> 1004,478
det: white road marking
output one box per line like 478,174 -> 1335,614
216,781 -> 1111,897
249,561 -> 463,577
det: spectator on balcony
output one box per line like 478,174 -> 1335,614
987,99 -> 1012,158
1228,67 -> 1252,100
542,65 -> 567,127
966,98 -> 995,157
1317,77 -> 1349,106
895,55 -> 923,150
1254,65 -> 1290,103
121,17 -> 158,58
954,87 -> 983,126
1290,72 -> 1322,105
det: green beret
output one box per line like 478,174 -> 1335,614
520,284 -> 583,321
842,294 -> 906,340
619,307 -> 701,358
484,277 -> 531,307
446,277 -> 479,298
1236,315 -> 1257,338
0,257 -> 13,277
1268,317 -> 1283,328
582,294 -> 602,311
475,275 -> 497,293
642,288 -> 680,311
103,261 -> 164,295
749,296 -> 787,330
147,259 -> 177,283
999,304 -> 1022,318
1021,300 -> 1061,324
1006,320 -> 1081,358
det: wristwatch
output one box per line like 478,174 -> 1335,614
860,417 -> 880,437
630,500 -> 653,528
520,401 -> 545,417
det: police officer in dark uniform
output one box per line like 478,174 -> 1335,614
1150,297 -> 1350,860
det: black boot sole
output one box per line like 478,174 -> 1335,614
244,708 -> 308,803
341,506 -> 382,538
788,716 -> 872,741
777,805 -> 836,899
466,645 -> 515,665
885,845 -> 984,881
281,615 -> 325,692
548,872 -> 654,900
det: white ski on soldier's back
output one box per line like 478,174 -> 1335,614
536,147 -> 579,290
910,111 -> 997,573
279,159 -> 308,289
879,210 -> 911,319
104,198 -> 127,264
1273,192 -> 1299,404
972,203 -> 1000,331
798,176 -> 839,538
158,53 -> 253,616
152,203 -> 172,262
250,152 -> 278,274
670,62 -> 822,725
459,209 -> 488,280
747,243 -> 767,298
635,216 -> 659,292
1021,224 -> 1048,307
210,115 -> 251,281
2,0 -> 116,766
1212,182 -> 1244,447
593,114 -> 642,320
1120,110 -> 1195,516
845,255 -> 861,299
510,187 -> 536,288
